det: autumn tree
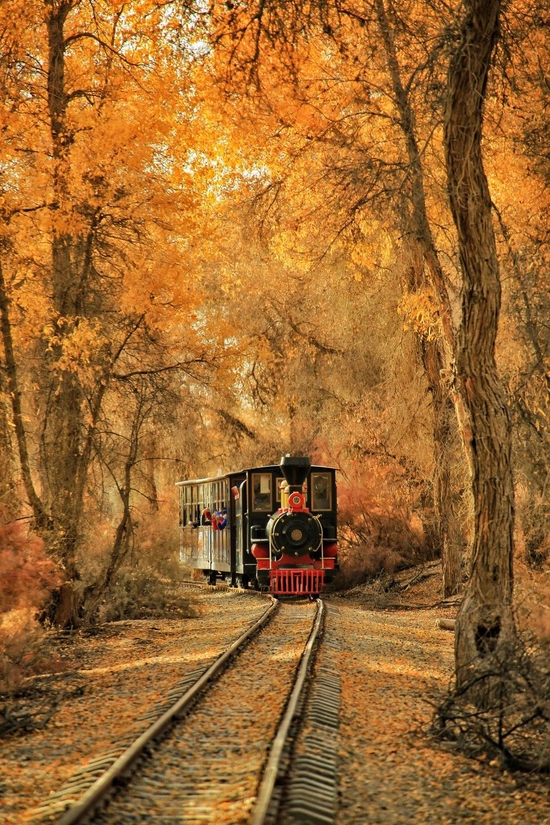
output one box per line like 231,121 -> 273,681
444,0 -> 516,681
0,0 -> 230,624
486,2 -> 550,568
186,195 -> 440,574
2,0 -> 546,642
207,0 -> 468,593
209,0 -> 547,632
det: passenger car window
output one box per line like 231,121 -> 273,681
252,473 -> 272,511
311,473 -> 332,511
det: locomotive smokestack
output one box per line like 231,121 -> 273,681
280,455 -> 311,492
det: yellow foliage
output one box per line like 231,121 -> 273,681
46,318 -> 108,385
397,288 -> 441,341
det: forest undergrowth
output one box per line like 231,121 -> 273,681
0,510 -> 194,696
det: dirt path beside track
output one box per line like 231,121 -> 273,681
324,598 -> 549,825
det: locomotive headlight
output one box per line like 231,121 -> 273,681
288,492 -> 305,509
288,526 -> 307,556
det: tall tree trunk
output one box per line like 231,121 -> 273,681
0,256 -> 50,525
39,0 -> 85,624
0,337 -> 18,515
375,0 -> 463,595
444,0 -> 516,688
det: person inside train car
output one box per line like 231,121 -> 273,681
213,508 -> 227,530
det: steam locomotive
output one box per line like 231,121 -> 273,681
176,456 -> 338,596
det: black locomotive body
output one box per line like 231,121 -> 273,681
176,456 -> 338,596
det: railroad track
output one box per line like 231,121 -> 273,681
31,597 -> 340,825
251,599 -> 341,825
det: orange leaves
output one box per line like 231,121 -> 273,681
0,513 -> 61,689
0,0 -> 227,349
397,287 -> 442,341
45,317 -> 109,390
0,517 -> 60,615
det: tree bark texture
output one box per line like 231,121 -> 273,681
42,1 -> 86,581
444,0 -> 516,685
34,0 -> 89,623
0,296 -> 19,514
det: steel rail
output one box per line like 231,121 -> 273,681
57,596 -> 279,825
250,598 -> 325,825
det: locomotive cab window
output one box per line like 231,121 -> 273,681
311,473 -> 332,511
252,473 -> 272,512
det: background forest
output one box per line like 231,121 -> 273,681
0,0 -> 548,685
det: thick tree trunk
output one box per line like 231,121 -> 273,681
444,0 -> 516,688
38,0 -> 85,624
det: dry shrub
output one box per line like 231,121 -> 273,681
335,460 -> 431,589
76,517 -> 115,586
433,634 -> 550,773
432,516 -> 550,770
537,605 -> 550,641
0,515 -> 61,691
513,557 -> 550,642
75,491 -> 193,623
95,496 -> 194,622
517,483 -> 550,569
333,538 -> 406,590
131,494 -> 183,580
0,609 -> 62,694
96,566 -> 196,622
0,519 -> 60,612
78,495 -> 183,583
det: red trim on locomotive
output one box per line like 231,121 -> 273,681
177,456 -> 338,596
258,489 -> 337,595
251,543 -> 269,559
288,491 -> 305,509
270,569 -> 325,595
